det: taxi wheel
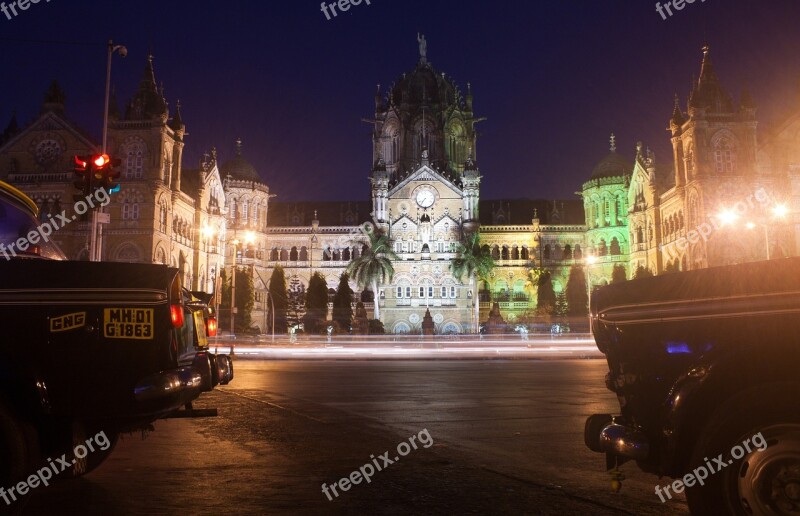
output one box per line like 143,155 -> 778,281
67,421 -> 118,478
0,399 -> 41,516
0,399 -> 39,494
685,382 -> 800,515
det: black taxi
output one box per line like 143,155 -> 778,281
0,181 -> 232,490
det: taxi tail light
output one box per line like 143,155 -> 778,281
170,304 -> 184,328
206,317 -> 218,337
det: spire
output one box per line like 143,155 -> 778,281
464,147 -> 478,176
41,80 -> 66,114
688,45 -> 734,113
609,133 -> 616,153
142,54 -> 157,89
670,94 -> 685,131
170,99 -> 184,131
1,110 -> 18,144
740,86 -> 756,111
126,54 -> 167,120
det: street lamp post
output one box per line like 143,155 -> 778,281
230,231 -> 256,346
719,204 -> 788,261
586,255 -> 597,314
91,39 -> 127,262
230,238 -> 239,340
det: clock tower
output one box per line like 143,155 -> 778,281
367,36 -> 482,334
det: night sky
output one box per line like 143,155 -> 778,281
1,0 -> 799,203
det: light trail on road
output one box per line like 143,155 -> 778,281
210,335 -> 603,359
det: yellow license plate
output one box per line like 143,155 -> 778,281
103,308 -> 154,339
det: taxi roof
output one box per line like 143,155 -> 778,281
0,180 -> 39,217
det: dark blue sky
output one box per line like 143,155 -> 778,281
1,0 -> 799,202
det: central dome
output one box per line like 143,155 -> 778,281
390,61 -> 458,107
591,135 -> 630,179
221,139 -> 262,182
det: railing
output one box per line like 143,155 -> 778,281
494,259 -> 531,267
481,225 -> 533,232
319,260 -> 350,267
9,172 -> 70,183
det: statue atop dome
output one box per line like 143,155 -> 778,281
417,33 -> 427,63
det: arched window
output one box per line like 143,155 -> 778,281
279,248 -> 289,261
122,201 -> 140,220
521,246 -> 529,260
491,245 -> 500,260
554,244 -> 562,260
543,245 -> 551,260
563,245 -> 572,260
511,246 -> 520,260
713,136 -> 736,174
299,246 -> 308,261
289,246 -> 298,261
230,199 -> 237,222
159,202 -> 167,232
124,141 -> 145,179
323,247 -> 332,261
574,244 -> 583,260
270,248 -> 279,261
610,237 -> 621,255
501,246 -> 510,260
342,248 -> 351,261
598,239 -> 608,256
636,226 -> 644,244
242,200 -> 249,221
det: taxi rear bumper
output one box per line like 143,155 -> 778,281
133,352 -> 233,403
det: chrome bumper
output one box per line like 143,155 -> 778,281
134,352 -> 234,402
134,367 -> 204,402
585,414 -> 650,461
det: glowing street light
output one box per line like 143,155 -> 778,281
586,255 -> 597,314
716,209 -> 739,226
201,224 -> 215,239
772,204 -> 789,219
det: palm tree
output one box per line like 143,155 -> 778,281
346,229 -> 398,320
450,232 -> 495,333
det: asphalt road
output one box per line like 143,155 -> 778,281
22,360 -> 689,515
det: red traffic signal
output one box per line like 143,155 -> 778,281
73,155 -> 90,173
93,154 -> 109,168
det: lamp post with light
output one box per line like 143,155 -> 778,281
229,231 -> 255,340
91,39 -> 127,262
586,255 -> 597,314
717,203 -> 789,260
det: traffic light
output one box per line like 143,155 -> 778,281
73,154 -> 91,202
102,157 -> 122,193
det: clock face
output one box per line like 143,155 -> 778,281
416,189 -> 435,208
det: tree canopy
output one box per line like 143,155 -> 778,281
332,272 -> 355,331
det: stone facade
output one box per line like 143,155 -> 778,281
3,44 -> 800,335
